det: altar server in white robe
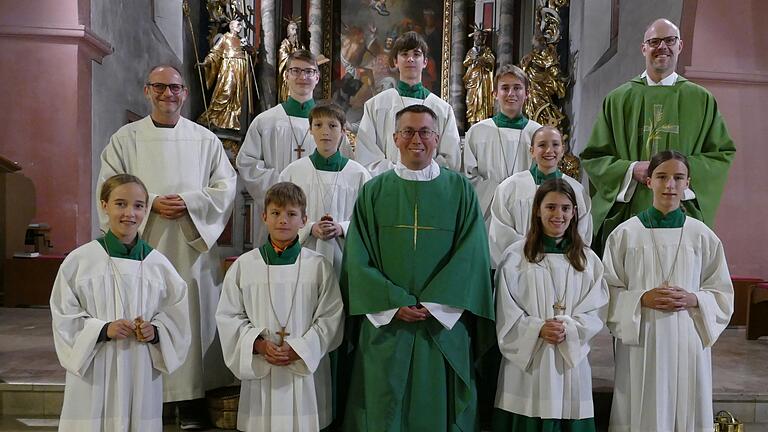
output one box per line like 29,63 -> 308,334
355,31 -> 461,176
217,182 -> 344,432
494,178 -> 606,432
603,150 -> 733,432
464,64 -> 541,223
489,126 -> 592,267
238,50 -> 322,246
280,103 -> 371,275
52,175 -> 190,432
98,65 -> 236,427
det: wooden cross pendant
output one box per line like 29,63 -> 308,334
294,146 -> 305,159
276,327 -> 290,346
553,302 -> 566,316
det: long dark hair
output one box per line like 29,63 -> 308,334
647,150 -> 690,177
523,179 -> 587,271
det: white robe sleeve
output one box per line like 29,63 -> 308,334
285,260 -> 344,374
495,251 -> 545,371
147,260 -> 191,375
463,125 -> 481,183
575,181 -> 594,247
689,237 -> 733,348
434,104 -> 461,172
488,181 -> 525,267
356,98 -> 393,175
238,119 -> 281,202
215,262 -> 270,380
603,230 -> 645,345
50,259 -> 108,377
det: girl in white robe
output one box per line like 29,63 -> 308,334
489,126 -> 592,268
604,151 -> 733,432
51,174 -> 190,432
495,178 -> 608,432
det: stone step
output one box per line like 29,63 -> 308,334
0,383 -> 63,417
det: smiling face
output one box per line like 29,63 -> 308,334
144,66 -> 188,124
538,191 -> 574,238
286,58 -> 319,100
641,19 -> 683,82
494,74 -> 527,119
310,115 -> 343,158
101,182 -> 147,244
394,48 -> 427,83
393,111 -> 438,170
262,203 -> 306,245
530,127 -> 564,173
646,158 -> 689,213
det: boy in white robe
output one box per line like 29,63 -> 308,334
280,103 -> 371,276
355,31 -> 461,176
216,182 -> 344,432
604,151 -> 733,432
495,179 -> 607,432
239,50 -> 342,247
464,64 -> 542,223
52,175 -> 190,432
489,126 -> 592,267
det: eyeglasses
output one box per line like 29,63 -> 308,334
396,129 -> 437,140
644,36 -> 679,48
287,67 -> 319,78
146,82 -> 186,94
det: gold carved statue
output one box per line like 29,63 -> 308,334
463,27 -> 495,125
197,19 -> 250,130
278,18 -> 306,102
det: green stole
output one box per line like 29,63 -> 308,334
281,97 -> 315,118
580,75 -> 735,254
492,112 -> 529,129
97,231 -> 153,261
309,149 -> 349,172
637,206 -> 685,229
542,235 -> 570,253
258,236 -> 301,265
530,164 -> 563,186
396,80 -> 430,100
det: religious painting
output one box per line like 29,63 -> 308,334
328,0 -> 452,133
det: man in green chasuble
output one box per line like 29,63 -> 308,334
580,18 -> 735,255
341,105 -> 494,431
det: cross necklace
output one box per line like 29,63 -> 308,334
544,255 -> 570,316
495,123 -> 524,179
265,251 -> 302,346
313,163 -> 342,222
286,114 -> 310,160
648,215 -> 686,287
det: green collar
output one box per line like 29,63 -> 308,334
543,235 -> 570,254
97,230 -> 153,261
396,81 -> 430,99
530,163 -> 562,185
309,149 -> 349,172
259,236 -> 301,265
492,112 -> 529,129
637,206 -> 686,228
281,97 -> 315,118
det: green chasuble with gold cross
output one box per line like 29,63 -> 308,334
580,75 -> 735,254
340,168 -> 495,432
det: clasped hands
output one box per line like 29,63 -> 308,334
641,285 -> 698,312
395,304 -> 432,322
540,319 -> 566,345
311,221 -> 343,241
107,317 -> 155,343
253,338 -> 301,366
152,194 -> 188,219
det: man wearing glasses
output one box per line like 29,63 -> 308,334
580,18 -> 735,256
98,64 -> 237,429
341,105 -> 494,431
238,50 -> 321,246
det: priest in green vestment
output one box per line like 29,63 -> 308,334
341,105 -> 495,431
580,18 -> 735,255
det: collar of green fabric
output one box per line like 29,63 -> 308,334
542,234 -> 570,253
309,149 -> 349,172
259,236 -> 301,265
97,230 -> 153,260
631,75 -> 689,86
530,163 -> 562,185
637,206 -> 686,228
396,80 -> 430,99
492,111 -> 529,129
282,97 -> 315,118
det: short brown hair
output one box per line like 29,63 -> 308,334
264,182 -> 307,215
494,64 -> 529,90
309,102 -> 346,126
287,49 -> 318,69
100,174 -> 149,204
394,105 -> 438,130
389,31 -> 429,64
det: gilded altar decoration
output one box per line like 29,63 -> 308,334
278,18 -> 306,102
197,19 -> 250,131
463,25 -> 495,125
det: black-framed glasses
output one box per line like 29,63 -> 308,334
396,129 -> 437,140
146,82 -> 186,94
644,36 -> 679,48
287,67 -> 319,78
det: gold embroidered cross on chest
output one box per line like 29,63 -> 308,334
643,104 -> 679,159
394,202 -> 436,250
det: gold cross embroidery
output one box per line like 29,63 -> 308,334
393,203 -> 436,250
642,104 -> 679,159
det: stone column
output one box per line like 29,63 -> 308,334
308,0 -> 322,56
497,0 -> 515,67
260,0 -> 277,107
449,0 -> 468,132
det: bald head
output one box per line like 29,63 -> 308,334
644,18 -> 680,41
641,18 -> 683,83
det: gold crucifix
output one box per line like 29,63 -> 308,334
642,104 -> 679,159
553,302 -> 566,316
276,327 -> 290,346
393,202 -> 436,250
